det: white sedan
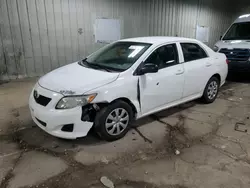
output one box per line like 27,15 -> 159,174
29,37 -> 228,141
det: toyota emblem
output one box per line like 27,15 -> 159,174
34,90 -> 39,99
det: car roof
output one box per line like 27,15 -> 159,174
119,36 -> 198,45
234,14 -> 250,23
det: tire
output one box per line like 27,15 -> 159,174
94,100 -> 133,141
202,76 -> 220,104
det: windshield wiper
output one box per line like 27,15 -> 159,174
79,58 -> 111,72
89,63 -> 112,72
78,58 -> 88,67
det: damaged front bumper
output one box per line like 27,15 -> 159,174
29,84 -> 94,139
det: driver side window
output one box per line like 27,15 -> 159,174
144,43 -> 179,69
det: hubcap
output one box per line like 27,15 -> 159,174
105,108 -> 129,136
207,81 -> 218,100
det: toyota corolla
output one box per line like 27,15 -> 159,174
29,37 -> 228,141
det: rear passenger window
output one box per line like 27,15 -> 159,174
181,43 -> 208,62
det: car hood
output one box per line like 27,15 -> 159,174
39,62 -> 119,95
215,40 -> 250,49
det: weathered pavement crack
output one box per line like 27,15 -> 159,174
204,142 -> 250,165
0,151 -> 24,188
214,134 -> 248,155
133,127 -> 153,143
150,114 -> 190,153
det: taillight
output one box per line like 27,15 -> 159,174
226,59 -> 229,64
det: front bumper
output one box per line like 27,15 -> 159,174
29,84 -> 93,139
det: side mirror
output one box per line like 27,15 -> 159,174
220,36 -> 222,40
138,63 -> 158,75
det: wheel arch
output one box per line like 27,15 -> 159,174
202,73 -> 221,95
212,73 -> 221,85
111,97 -> 138,118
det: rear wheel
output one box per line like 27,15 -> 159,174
94,101 -> 133,141
202,77 -> 220,104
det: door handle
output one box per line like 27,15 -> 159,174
206,62 -> 212,67
176,69 -> 184,75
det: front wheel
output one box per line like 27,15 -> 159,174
94,101 -> 133,141
202,77 -> 220,104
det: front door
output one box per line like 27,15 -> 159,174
139,43 -> 185,115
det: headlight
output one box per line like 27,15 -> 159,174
56,94 -> 97,109
213,45 -> 219,52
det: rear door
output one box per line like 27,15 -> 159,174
180,43 -> 212,98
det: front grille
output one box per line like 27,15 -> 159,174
219,48 -> 250,62
36,118 -> 47,127
33,90 -> 51,106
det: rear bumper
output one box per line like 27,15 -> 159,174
228,61 -> 250,72
29,84 -> 93,139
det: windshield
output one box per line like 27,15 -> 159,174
79,42 -> 151,72
223,22 -> 250,40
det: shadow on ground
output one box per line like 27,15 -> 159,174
9,100 -> 196,154
227,72 -> 250,83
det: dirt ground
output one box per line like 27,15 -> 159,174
1,74 -> 250,188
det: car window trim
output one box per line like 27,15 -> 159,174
180,42 -> 209,63
138,42 -> 180,71
86,41 -> 152,72
157,43 -> 179,69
